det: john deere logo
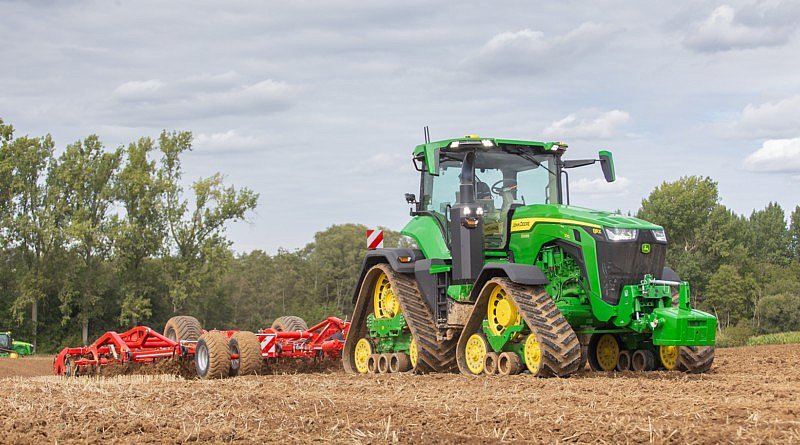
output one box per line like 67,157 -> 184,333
641,243 -> 651,254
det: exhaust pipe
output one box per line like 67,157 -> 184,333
450,151 -> 484,283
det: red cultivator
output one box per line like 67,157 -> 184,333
54,315 -> 350,378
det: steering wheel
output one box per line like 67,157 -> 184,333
491,179 -> 518,194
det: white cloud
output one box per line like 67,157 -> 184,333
113,79 -> 164,100
684,5 -> 797,52
467,22 -> 612,75
721,95 -> 800,139
570,176 -> 630,196
743,138 -> 800,172
543,109 -> 630,139
193,130 -> 263,154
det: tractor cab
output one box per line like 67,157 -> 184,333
0,332 -> 12,351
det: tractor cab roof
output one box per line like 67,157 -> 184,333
413,136 -> 567,175
413,135 -> 567,156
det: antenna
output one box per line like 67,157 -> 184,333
423,125 -> 431,143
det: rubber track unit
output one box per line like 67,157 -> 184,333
271,316 -> 308,332
672,292 -> 715,373
230,331 -> 262,376
163,315 -> 202,342
456,278 -> 582,377
343,263 -> 457,373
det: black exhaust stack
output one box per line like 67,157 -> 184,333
450,151 -> 484,283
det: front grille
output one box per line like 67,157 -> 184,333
595,230 -> 666,304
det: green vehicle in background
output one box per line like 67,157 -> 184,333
0,331 -> 34,358
343,134 -> 716,376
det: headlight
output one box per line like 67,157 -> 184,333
652,229 -> 667,243
605,227 -> 638,241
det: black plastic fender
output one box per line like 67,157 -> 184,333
467,263 -> 549,301
661,266 -> 680,282
350,248 -> 424,304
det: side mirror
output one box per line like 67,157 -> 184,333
599,150 -> 616,183
405,193 -> 417,204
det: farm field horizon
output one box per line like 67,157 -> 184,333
1,344 -> 798,444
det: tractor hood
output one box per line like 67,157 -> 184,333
511,204 -> 662,231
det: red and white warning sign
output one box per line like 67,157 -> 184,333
367,229 -> 384,249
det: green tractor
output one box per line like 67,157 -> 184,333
343,135 -> 716,376
0,331 -> 34,359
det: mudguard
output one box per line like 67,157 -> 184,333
350,248 -> 424,303
467,263 -> 549,301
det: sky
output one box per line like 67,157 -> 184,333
2,0 -> 799,253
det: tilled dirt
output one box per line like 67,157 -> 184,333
1,344 -> 799,444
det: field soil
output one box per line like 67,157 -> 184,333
1,344 -> 799,444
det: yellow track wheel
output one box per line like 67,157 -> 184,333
464,333 -> 489,375
409,338 -> 418,369
595,334 -> 619,371
354,338 -> 373,374
373,271 -> 400,319
487,284 -> 521,336
9,352 -> 19,359
659,345 -> 679,370
524,333 -> 542,375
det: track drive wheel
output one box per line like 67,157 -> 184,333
588,334 -> 620,371
354,338 -> 373,374
164,315 -> 202,342
195,332 -> 230,379
464,333 -> 489,375
271,316 -> 308,332
409,338 -> 418,370
229,331 -> 262,376
659,345 -> 679,371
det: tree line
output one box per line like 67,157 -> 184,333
1,117 -> 798,352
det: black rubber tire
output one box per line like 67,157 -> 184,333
229,331 -> 262,377
195,332 -> 231,379
587,333 -> 621,372
389,353 -> 412,373
367,354 -> 380,374
377,354 -> 390,373
164,316 -> 202,342
271,316 -> 308,332
484,352 -> 499,375
498,352 -> 523,376
616,350 -> 632,371
632,349 -> 656,372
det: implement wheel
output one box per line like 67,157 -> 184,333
464,333 -> 489,375
588,334 -> 620,371
229,331 -> 262,376
271,316 -> 308,332
164,315 -> 202,342
195,332 -> 230,379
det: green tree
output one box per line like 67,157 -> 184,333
116,137 -> 166,325
51,136 -> 122,344
747,202 -> 791,266
702,265 -> 754,329
157,131 -> 258,314
789,206 -> 800,262
756,293 -> 800,334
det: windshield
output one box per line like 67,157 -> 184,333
421,150 -> 559,248
0,333 -> 10,349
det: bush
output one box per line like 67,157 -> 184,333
716,320 -> 755,348
746,332 -> 800,346
757,293 -> 800,334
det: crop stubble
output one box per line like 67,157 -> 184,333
0,344 -> 798,444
